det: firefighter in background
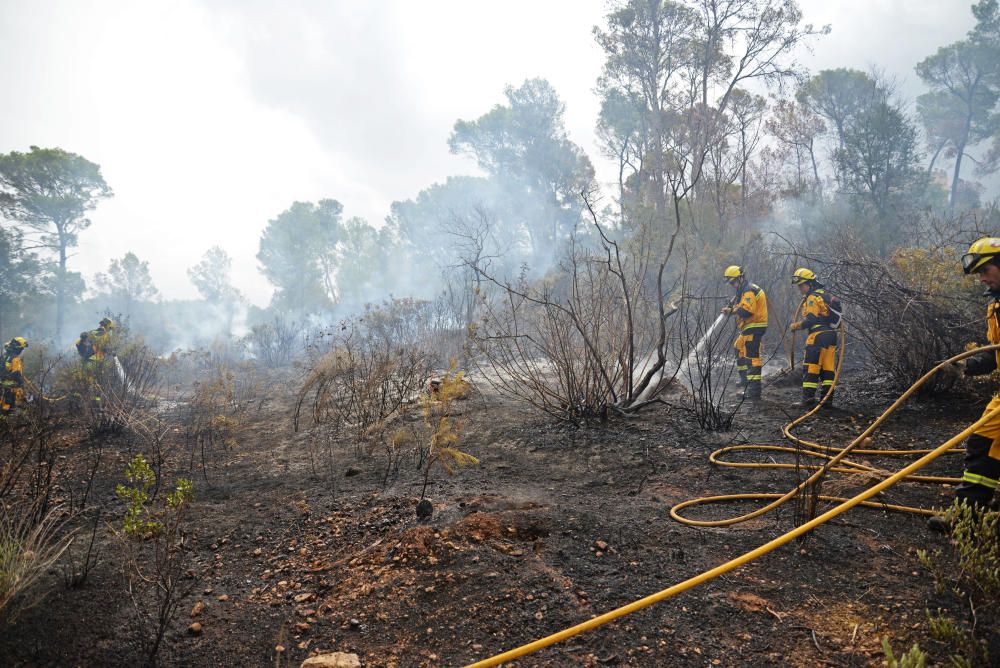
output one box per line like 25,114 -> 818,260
789,268 -> 840,409
1,337 -> 28,414
928,237 -> 1000,531
721,265 -> 768,401
76,317 -> 114,365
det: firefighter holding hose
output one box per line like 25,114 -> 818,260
928,237 -> 1000,531
789,268 -> 841,409
1,337 -> 28,414
721,265 -> 768,401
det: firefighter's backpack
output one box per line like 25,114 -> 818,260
76,332 -> 95,359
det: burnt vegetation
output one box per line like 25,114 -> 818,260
2,1 -> 1000,666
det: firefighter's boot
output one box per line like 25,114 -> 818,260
927,498 -> 989,534
819,387 -> 835,409
926,514 -> 952,533
792,389 -> 816,409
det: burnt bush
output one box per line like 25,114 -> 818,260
815,236 -> 982,394
294,300 -> 436,482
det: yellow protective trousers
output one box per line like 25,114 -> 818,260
0,385 -> 24,413
735,328 -> 765,397
955,395 -> 1000,505
802,329 -> 837,398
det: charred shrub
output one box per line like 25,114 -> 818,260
820,237 -> 980,394
471,228 -> 683,423
295,301 -> 435,481
244,317 -> 299,369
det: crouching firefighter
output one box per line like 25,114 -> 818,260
76,317 -> 114,366
789,268 -> 842,409
721,265 -> 768,401
1,337 -> 28,414
929,237 -> 1000,531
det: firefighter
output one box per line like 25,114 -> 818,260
1,337 -> 28,414
76,317 -> 114,364
789,268 -> 840,409
928,237 -> 1000,531
721,265 -> 768,401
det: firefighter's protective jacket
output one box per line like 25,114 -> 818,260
734,283 -> 768,332
1,353 -> 23,387
81,327 -> 112,361
799,288 -> 833,332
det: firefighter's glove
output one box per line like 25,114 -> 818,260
939,360 -> 966,383
790,321 -> 803,331
721,307 -> 733,315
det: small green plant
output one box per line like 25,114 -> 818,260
117,455 -> 161,537
917,502 -> 998,666
418,362 -> 478,505
116,455 -> 194,666
924,608 -> 985,666
881,637 -> 927,668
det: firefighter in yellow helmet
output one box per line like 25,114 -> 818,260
789,268 -> 841,409
721,265 -> 768,400
1,337 -> 28,414
76,317 -> 114,364
928,237 -> 1000,531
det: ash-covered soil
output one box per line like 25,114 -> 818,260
0,371 -> 989,667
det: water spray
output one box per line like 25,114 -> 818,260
676,312 -> 727,385
113,355 -> 131,393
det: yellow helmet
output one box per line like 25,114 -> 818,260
723,265 -> 743,281
6,337 -> 27,351
792,268 -> 817,285
962,237 -> 1000,274
99,317 -> 114,329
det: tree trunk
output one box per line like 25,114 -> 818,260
56,226 -> 68,343
950,108 -> 973,210
949,140 -> 968,210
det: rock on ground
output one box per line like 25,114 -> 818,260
300,653 -> 362,668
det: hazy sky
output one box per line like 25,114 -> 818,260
0,1 -> 978,305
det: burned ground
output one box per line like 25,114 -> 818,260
0,371 -> 991,667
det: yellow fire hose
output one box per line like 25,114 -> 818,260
465,344 -> 999,668
670,324 -> 964,526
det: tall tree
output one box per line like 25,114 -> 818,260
834,97 -> 924,255
95,251 -> 159,317
333,218 -> 394,308
797,69 -> 881,154
256,200 -> 341,314
0,146 -> 112,340
449,78 -> 595,258
188,246 -> 243,334
188,246 -> 234,303
0,227 -> 46,338
595,0 -> 823,239
765,98 -> 826,196
916,38 -> 999,208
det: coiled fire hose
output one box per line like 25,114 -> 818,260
671,323 -> 961,526
465,343 -> 998,668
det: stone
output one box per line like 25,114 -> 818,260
300,653 -> 362,668
188,622 -> 202,635
191,600 -> 206,617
